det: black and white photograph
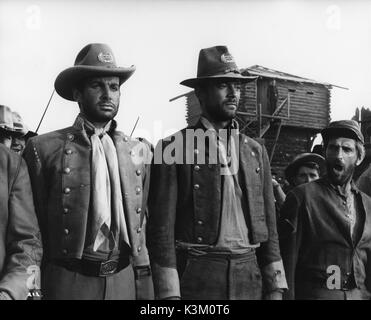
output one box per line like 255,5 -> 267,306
0,0 -> 371,311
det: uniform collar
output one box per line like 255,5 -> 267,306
73,113 -> 117,136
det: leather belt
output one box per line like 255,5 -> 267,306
53,255 -> 130,277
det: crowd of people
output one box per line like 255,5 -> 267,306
1,43 -> 371,300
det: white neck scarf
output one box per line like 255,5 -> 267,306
80,115 -> 130,251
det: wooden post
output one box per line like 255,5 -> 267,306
269,120 -> 283,163
257,103 -> 262,137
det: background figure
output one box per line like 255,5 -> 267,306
0,105 -> 16,148
280,120 -> 371,300
23,43 -> 153,300
148,46 -> 287,300
0,143 -> 43,300
356,125 -> 371,197
285,153 -> 326,188
273,153 -> 325,217
11,111 -> 37,155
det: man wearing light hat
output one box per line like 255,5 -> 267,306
11,111 -> 37,155
148,46 -> 287,300
0,105 -> 21,148
23,43 -> 153,300
280,120 -> 371,299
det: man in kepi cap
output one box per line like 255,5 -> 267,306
279,120 -> 371,299
273,153 -> 325,210
148,46 -> 287,300
285,153 -> 325,188
23,43 -> 153,300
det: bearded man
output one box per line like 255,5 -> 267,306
280,120 -> 371,300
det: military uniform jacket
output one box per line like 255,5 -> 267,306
23,119 -> 152,267
0,144 -> 42,299
147,120 -> 286,298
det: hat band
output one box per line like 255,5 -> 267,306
198,67 -> 241,78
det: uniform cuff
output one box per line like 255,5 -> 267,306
262,260 -> 288,293
151,263 -> 181,300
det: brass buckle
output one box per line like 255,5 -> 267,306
99,260 -> 118,276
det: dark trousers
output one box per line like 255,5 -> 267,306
179,250 -> 262,300
42,262 -> 135,300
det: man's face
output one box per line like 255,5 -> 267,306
0,133 -> 12,148
198,80 -> 241,122
325,137 -> 360,186
74,76 -> 120,124
293,166 -> 320,186
11,136 -> 26,154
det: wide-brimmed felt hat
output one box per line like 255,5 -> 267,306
55,43 -> 136,101
321,120 -> 364,144
285,153 -> 326,184
180,45 -> 257,88
11,111 -> 37,139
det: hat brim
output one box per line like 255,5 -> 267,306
180,73 -> 257,88
285,153 -> 326,183
321,127 -> 364,144
0,126 -> 26,138
55,65 -> 136,101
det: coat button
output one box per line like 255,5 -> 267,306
67,134 -> 74,141
64,167 -> 71,174
194,184 -> 200,190
244,138 -> 248,144
197,236 -> 203,243
137,227 -> 142,233
65,149 -> 72,155
136,208 -> 142,214
136,169 -> 141,176
194,165 -> 200,171
256,167 -> 260,173
135,187 -> 141,194
63,208 -> 69,214
62,249 -> 68,255
197,220 -> 203,225
137,246 -> 142,252
64,229 -> 69,235
63,187 -> 71,194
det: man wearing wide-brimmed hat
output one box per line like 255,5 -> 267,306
23,43 -> 153,300
0,104 -> 42,300
10,111 -> 37,155
0,105 -> 23,148
148,46 -> 287,300
280,120 -> 371,300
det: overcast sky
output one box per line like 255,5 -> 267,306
0,0 -> 370,143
